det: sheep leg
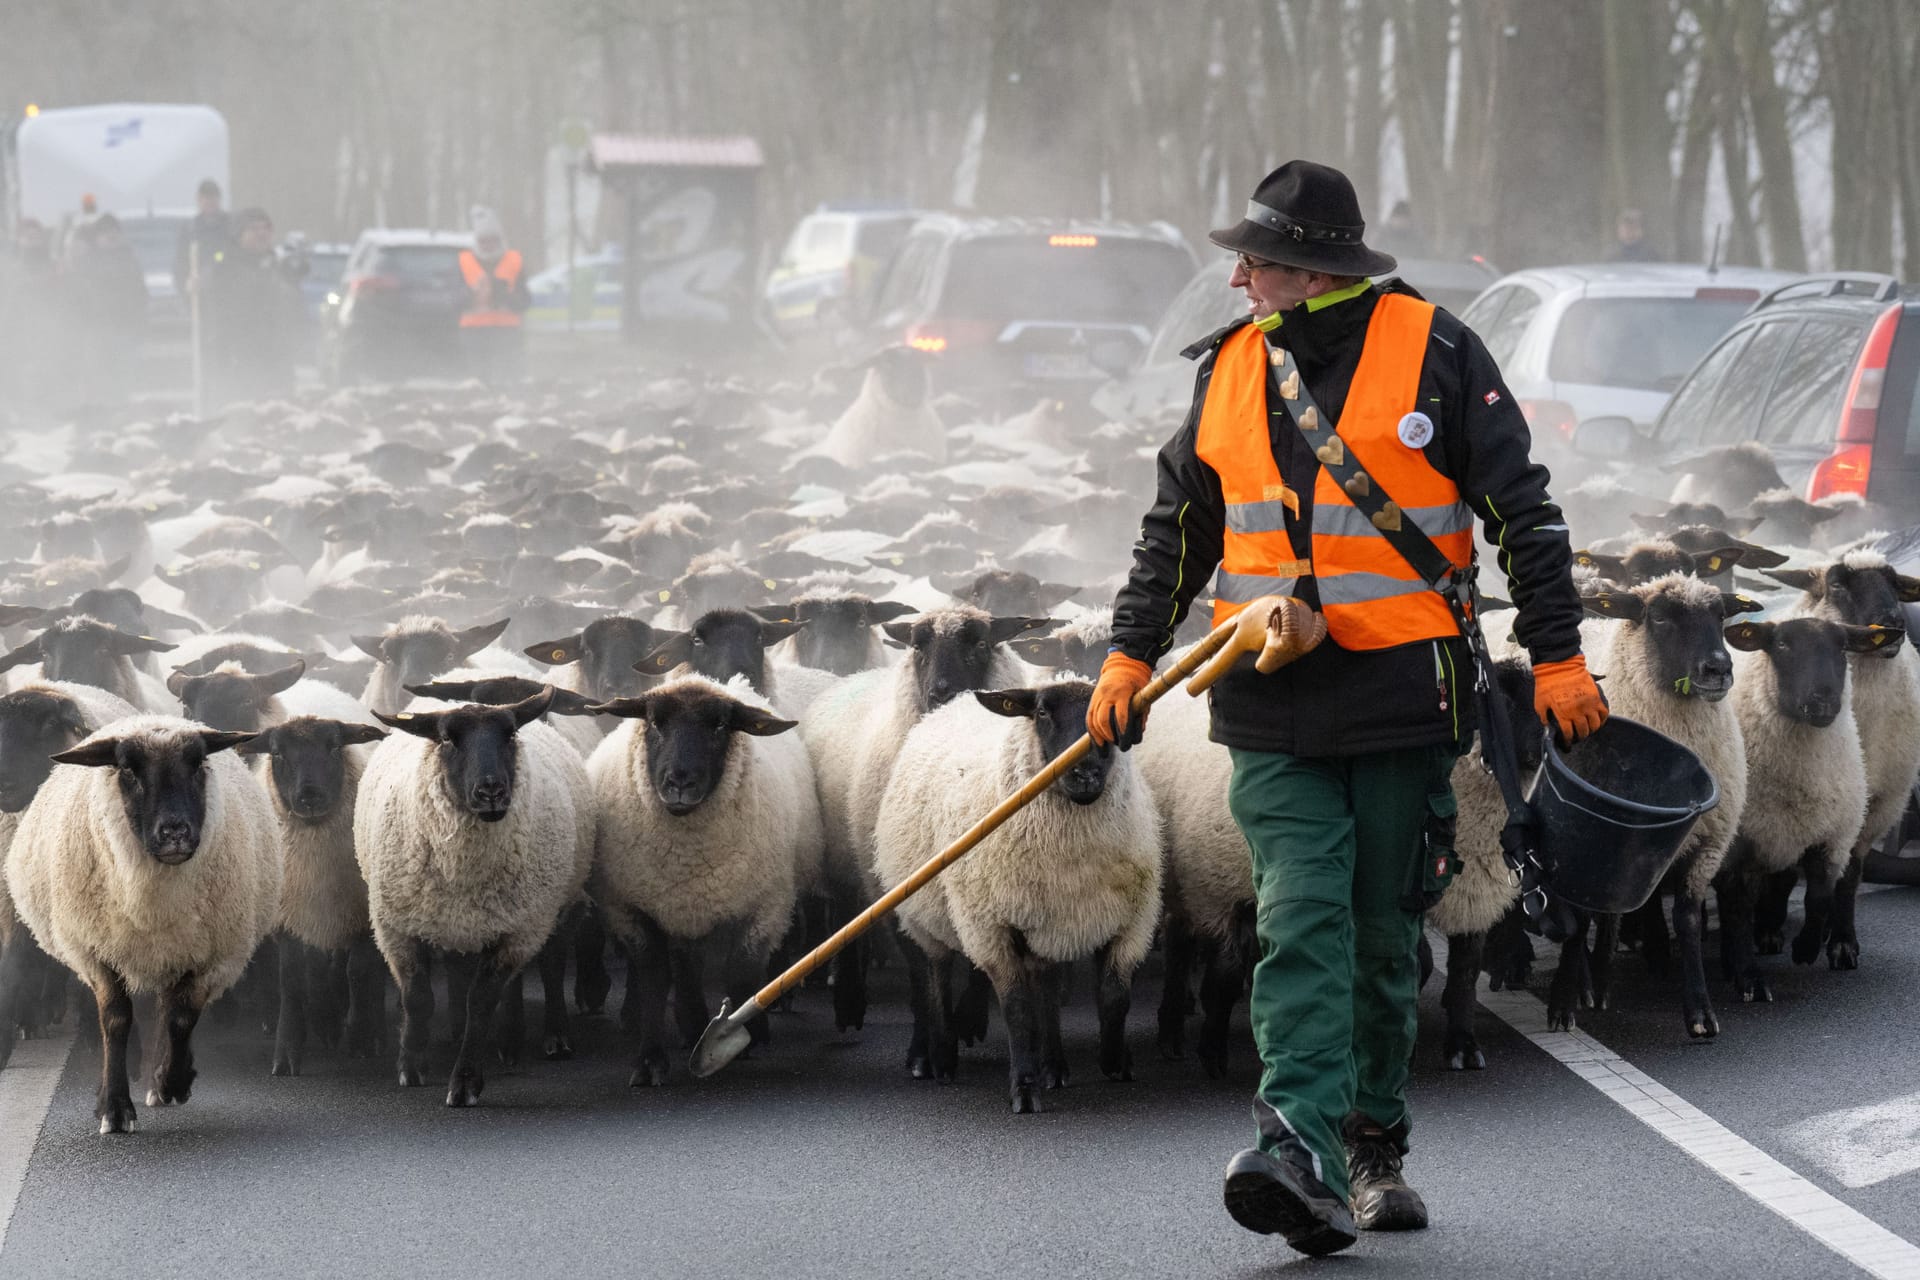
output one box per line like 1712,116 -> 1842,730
1634,896 -> 1672,977
148,973 -> 201,1107
0,930 -> 40,1069
616,935 -> 643,1035
1545,914 -> 1592,1032
926,948 -> 959,1082
395,939 -> 435,1087
1752,869 -> 1796,956
1156,913 -> 1194,1062
1484,904 -> 1534,991
829,887 -> 869,1034
271,932 -> 308,1078
670,943 -> 710,1050
444,953 -> 472,1049
1095,946 -> 1134,1084
537,917 -> 575,1060
344,932 -> 386,1059
92,972 -> 137,1135
1673,891 -> 1719,1039
306,946 -> 344,1050
573,903 -> 612,1016
628,918 -> 673,1088
1589,914 -> 1620,1011
1032,959 -> 1067,1089
1196,934 -> 1246,1080
1824,847 -> 1866,971
1441,931 -> 1486,1071
1791,847 -> 1837,967
953,962 -> 993,1047
902,932 -> 934,1079
496,969 -> 525,1068
1719,872 -> 1770,1003
1001,967 -> 1043,1114
447,948 -> 511,1108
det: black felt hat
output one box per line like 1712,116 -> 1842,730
1209,160 -> 1398,277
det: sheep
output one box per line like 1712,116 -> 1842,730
523,614 -> 666,701
768,586 -> 916,676
5,717 -> 280,1134
0,681 -> 140,1065
1008,609 -> 1111,679
805,347 -> 947,470
1572,574 -> 1755,1039
232,716 -> 389,1075
587,675 -> 819,1085
632,607 -> 850,726
0,615 -> 175,710
872,681 -> 1162,1110
1663,441 -> 1788,512
1766,549 -> 1920,968
351,615 -> 520,713
354,689 -> 586,1104
801,605 -> 1049,1033
1714,617 -> 1887,1003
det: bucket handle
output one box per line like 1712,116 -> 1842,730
1538,765 -> 1720,830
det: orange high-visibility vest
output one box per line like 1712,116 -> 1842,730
1193,294 -> 1473,650
459,249 -> 524,329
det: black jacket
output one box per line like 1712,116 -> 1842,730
1109,280 -> 1584,756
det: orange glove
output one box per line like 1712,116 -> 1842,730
1533,654 -> 1607,742
1088,651 -> 1154,750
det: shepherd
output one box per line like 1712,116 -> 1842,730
459,206 -> 532,383
1090,160 -> 1605,1256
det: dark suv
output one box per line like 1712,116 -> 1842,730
1576,273 -> 1920,525
862,215 -> 1197,401
319,230 -> 476,384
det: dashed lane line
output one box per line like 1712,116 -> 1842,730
1455,953 -> 1920,1280
0,1032 -> 75,1262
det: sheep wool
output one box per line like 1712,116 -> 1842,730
1728,647 -> 1867,879
6,716 -> 282,1005
812,365 -> 948,469
1133,677 -> 1248,944
268,741 -> 375,952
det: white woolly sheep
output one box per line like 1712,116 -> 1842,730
354,689 -> 585,1105
768,585 -> 916,676
873,680 -> 1161,1111
352,615 -> 526,713
808,350 -> 947,470
0,615 -> 175,711
6,716 -> 281,1133
586,675 -> 819,1086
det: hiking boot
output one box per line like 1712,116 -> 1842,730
1344,1116 -> 1428,1231
1222,1147 -> 1357,1257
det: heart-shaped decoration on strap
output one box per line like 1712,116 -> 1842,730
1344,472 -> 1370,498
1371,501 -> 1404,533
1299,406 -> 1320,431
1280,371 -> 1301,401
1314,437 -> 1345,467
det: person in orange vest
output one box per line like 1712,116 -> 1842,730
458,206 -> 530,383
1091,161 -> 1604,1256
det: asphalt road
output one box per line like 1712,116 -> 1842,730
3,890 -> 1920,1279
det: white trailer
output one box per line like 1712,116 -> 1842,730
8,102 -> 229,228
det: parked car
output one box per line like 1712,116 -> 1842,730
1455,263 -> 1796,449
763,206 -> 922,339
526,249 -> 623,333
297,241 -> 352,320
1574,273 -> 1920,520
1091,254 -> 1501,428
318,229 -> 473,385
118,211 -> 193,339
862,215 -> 1197,402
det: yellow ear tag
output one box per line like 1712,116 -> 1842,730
551,649 -> 567,661
1707,556 -> 1723,572
763,579 -> 777,590
658,590 -> 672,603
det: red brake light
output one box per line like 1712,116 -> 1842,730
906,333 -> 947,353
1048,234 -> 1098,248
1807,303 -> 1901,501
1520,398 -> 1580,439
1809,444 -> 1873,501
349,274 -> 399,296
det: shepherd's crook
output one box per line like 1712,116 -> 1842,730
688,595 -> 1327,1078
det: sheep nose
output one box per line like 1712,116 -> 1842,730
1702,652 -> 1733,680
294,785 -> 328,809
472,780 -> 510,810
930,678 -> 954,704
156,819 -> 192,845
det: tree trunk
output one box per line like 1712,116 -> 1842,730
1732,2 -> 1806,271
1485,0 -> 1607,268
974,0 -> 1107,217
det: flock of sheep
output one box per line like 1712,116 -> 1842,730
0,347 -> 1914,1138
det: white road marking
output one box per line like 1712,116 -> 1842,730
1783,1094 -> 1920,1190
0,1032 -> 75,1260
1445,934 -> 1920,1280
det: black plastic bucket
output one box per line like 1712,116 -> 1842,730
1527,715 -> 1720,915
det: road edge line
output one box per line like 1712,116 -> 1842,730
0,1030 -> 76,1261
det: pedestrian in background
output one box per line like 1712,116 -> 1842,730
0,219 -> 66,406
174,177 -> 232,295
203,207 -> 302,405
458,206 -> 530,384
65,213 -> 149,405
1610,208 -> 1660,262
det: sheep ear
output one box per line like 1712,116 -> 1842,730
1721,593 -> 1766,617
757,620 -> 806,647
880,621 -> 917,645
138,603 -> 203,632
525,634 -> 584,666
1722,622 -> 1770,652
258,660 -> 306,696
166,669 -> 193,698
1692,547 -> 1745,575
100,553 -> 131,583
453,617 -> 511,657
232,728 -> 276,756
1035,584 -> 1082,610
1582,593 -> 1644,621
50,737 -> 123,768
863,600 -> 918,625
335,723 -> 390,746
372,709 -> 444,739
1894,574 -> 1920,604
1727,539 -> 1788,569
106,630 -> 176,656
587,696 -> 650,720
1760,567 -> 1819,595
0,637 -> 44,672
198,730 -> 258,757
746,604 -> 795,623
1012,638 -> 1068,668
542,688 -> 601,717
350,633 -> 387,661
987,616 -> 1055,645
0,605 -> 46,627
1846,624 -> 1904,654
1575,551 -> 1627,580
405,680 -> 475,703
1805,505 -> 1843,525
634,633 -> 692,675
728,705 -> 797,737
506,689 -> 556,727
974,689 -> 1038,719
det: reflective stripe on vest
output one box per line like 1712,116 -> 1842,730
459,249 -> 524,328
1192,295 -> 1472,648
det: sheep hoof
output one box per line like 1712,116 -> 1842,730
144,1089 -> 167,1108
1043,1064 -> 1070,1090
1828,942 -> 1859,971
1445,1048 -> 1488,1071
496,1044 -> 522,1068
1686,1013 -> 1719,1039
1098,1050 -> 1130,1084
97,1109 -> 137,1136
1010,1085 -> 1040,1114
1791,931 -> 1824,966
629,1056 -> 668,1088
445,1083 -> 483,1108
1753,930 -> 1785,957
1738,974 -> 1773,1003
542,1035 -> 574,1061
269,1058 -> 300,1078
1546,1006 -> 1575,1033
908,1053 -> 934,1081
1199,1047 -> 1228,1080
1156,1030 -> 1185,1062
397,1065 -> 424,1087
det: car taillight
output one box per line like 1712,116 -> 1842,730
1520,398 -> 1579,439
349,275 -> 399,297
1048,234 -> 1098,247
906,332 -> 947,353
1808,302 -> 1902,501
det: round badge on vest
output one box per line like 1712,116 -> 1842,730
1397,411 -> 1435,449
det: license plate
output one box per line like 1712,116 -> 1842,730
1024,352 -> 1092,379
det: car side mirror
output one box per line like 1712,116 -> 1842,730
1571,415 -> 1639,460
1090,339 -> 1135,378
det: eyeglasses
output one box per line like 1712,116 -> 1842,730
1236,252 -> 1282,275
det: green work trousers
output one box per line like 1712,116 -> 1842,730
1227,742 -> 1456,1199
